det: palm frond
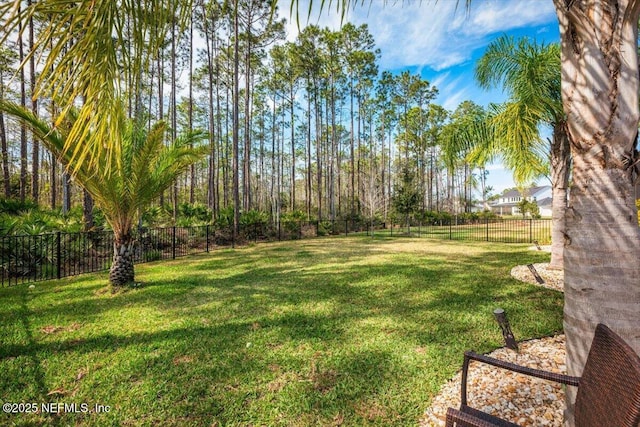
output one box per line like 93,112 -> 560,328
0,0 -> 192,174
490,103 -> 548,184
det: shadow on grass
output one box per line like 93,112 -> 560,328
0,238 -> 562,426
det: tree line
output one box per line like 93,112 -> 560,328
0,0 -> 518,230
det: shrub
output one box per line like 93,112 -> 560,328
241,209 -> 269,226
178,202 -> 212,225
317,221 -> 333,236
0,198 -> 38,215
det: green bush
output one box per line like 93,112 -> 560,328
178,202 -> 212,225
142,205 -> 173,228
241,209 -> 269,226
281,210 -> 306,222
317,220 -> 333,236
0,198 -> 38,215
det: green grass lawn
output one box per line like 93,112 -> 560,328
0,236 -> 562,426
370,221 -> 552,244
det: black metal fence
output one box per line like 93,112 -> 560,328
0,218 -> 552,287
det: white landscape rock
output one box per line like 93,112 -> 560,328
421,263 -> 565,427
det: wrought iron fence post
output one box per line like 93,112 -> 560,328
486,217 -> 489,242
172,226 -> 176,259
345,220 -> 348,236
206,225 -> 210,252
449,220 -> 452,240
529,218 -> 533,243
56,232 -> 62,279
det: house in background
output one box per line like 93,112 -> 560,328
489,186 -> 552,217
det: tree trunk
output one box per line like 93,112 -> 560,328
18,6 -> 27,203
214,34 -> 221,216
83,189 -> 94,231
50,153 -> 57,209
0,71 -> 9,197
553,2 -> 640,425
29,0 -> 39,204
381,117 -> 386,220
188,7 -> 195,205
330,77 -> 336,220
202,0 -> 216,216
548,122 -> 571,270
232,0 -> 240,237
244,30 -> 252,212
62,172 -> 71,215
109,233 -> 135,287
306,90 -> 312,219
350,77 -> 355,215
290,85 -> 296,212
170,13 -> 178,221
315,88 -> 322,220
271,91 -> 277,219
157,50 -> 164,207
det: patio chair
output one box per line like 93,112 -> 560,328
445,323 -> 640,427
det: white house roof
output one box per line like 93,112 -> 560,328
501,186 -> 550,199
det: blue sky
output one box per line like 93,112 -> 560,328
282,0 -> 561,195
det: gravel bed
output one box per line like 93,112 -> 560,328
420,335 -> 566,426
421,262 -> 566,426
510,263 -> 563,292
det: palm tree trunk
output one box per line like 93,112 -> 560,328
554,2 -> 640,425
109,232 -> 135,287
548,122 -> 571,270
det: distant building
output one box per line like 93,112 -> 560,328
489,186 -> 552,217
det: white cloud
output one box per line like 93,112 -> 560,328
464,1 -> 557,37
430,73 -> 472,110
440,88 -> 470,111
280,0 -> 557,70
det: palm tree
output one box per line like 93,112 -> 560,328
554,3 -> 640,422
295,2 -> 640,425
0,100 -> 207,288
475,35 -> 570,270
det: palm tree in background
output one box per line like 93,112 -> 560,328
0,100 -> 207,288
475,35 -> 570,270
